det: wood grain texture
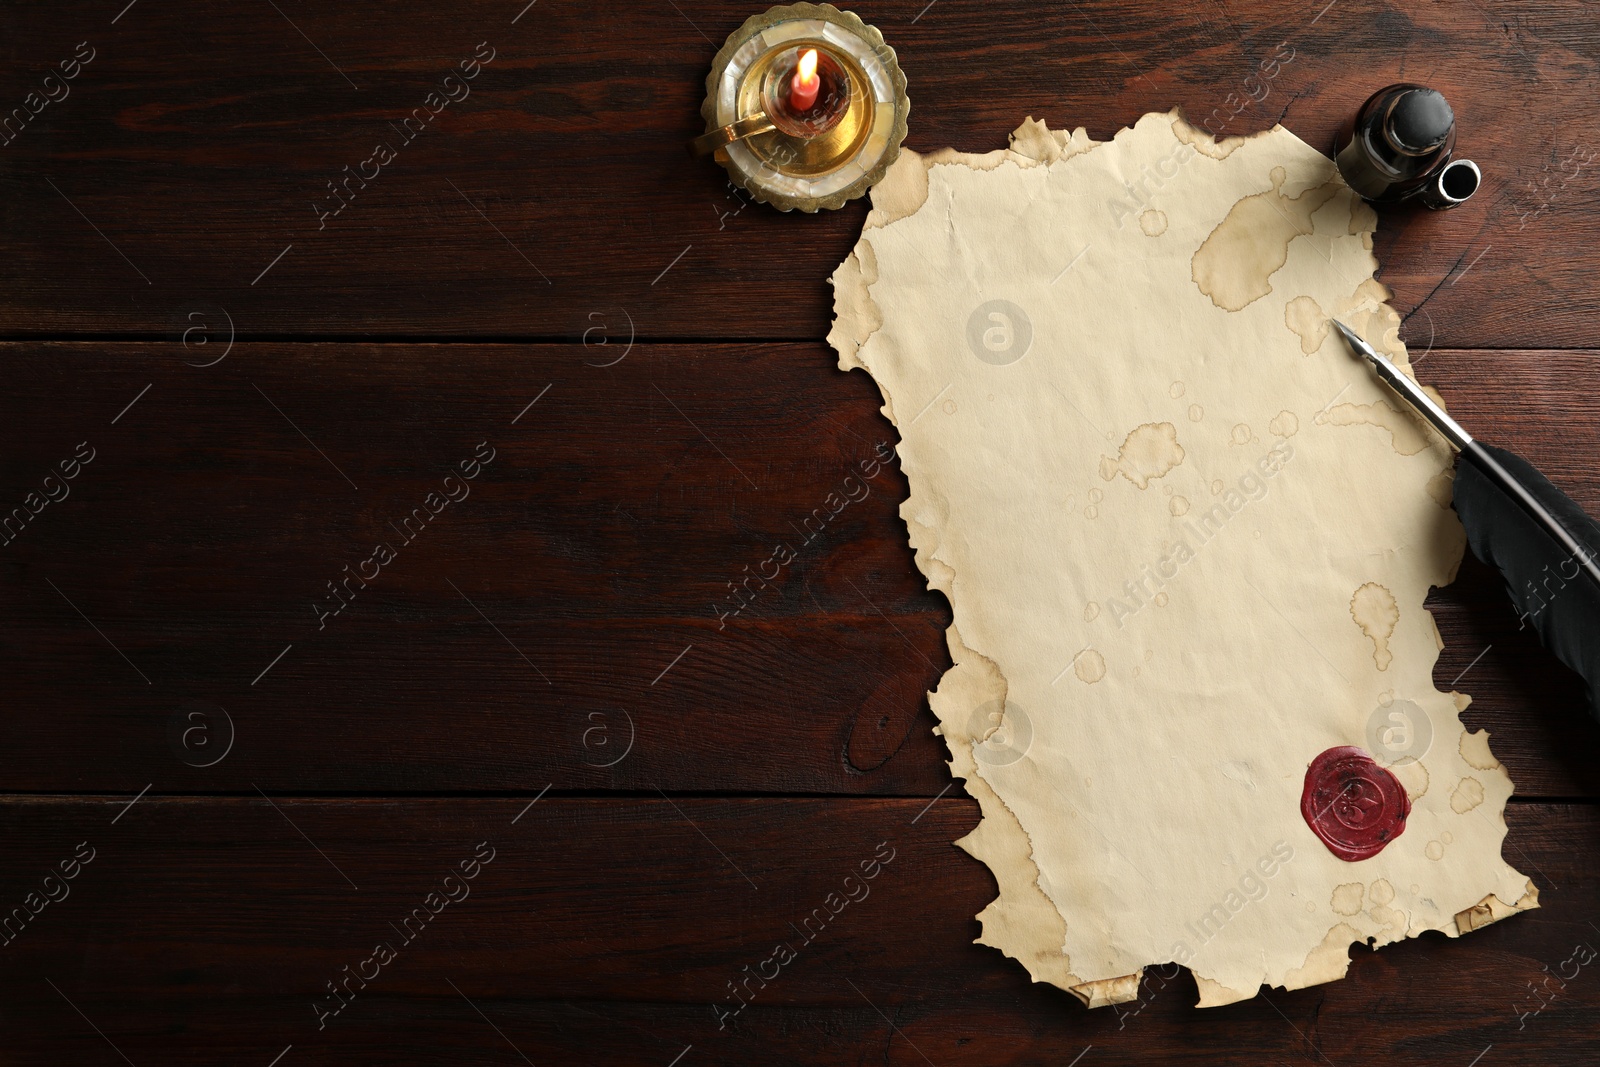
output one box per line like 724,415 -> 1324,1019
5,3 -> 1600,1062
1,797 -> 1597,1066
1,343 -> 1598,796
1,1 -> 1598,345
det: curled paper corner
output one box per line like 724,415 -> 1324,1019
1071,971 -> 1144,1009
1455,881 -> 1541,934
1194,972 -> 1264,1009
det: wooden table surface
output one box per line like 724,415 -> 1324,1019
4,2 -> 1600,1064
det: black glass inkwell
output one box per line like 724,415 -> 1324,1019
1335,84 -> 1479,210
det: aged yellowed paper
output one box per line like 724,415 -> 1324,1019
829,112 -> 1535,1007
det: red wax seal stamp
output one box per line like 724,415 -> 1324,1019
1301,746 -> 1410,861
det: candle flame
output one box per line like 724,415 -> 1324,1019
797,48 -> 818,85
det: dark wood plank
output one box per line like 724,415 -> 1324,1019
1,1 -> 1598,345
3,342 -> 1598,795
0,339 -> 950,795
1,796 -> 1597,1065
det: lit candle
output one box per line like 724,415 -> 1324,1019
789,48 -> 819,112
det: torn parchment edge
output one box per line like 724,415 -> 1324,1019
826,110 -> 1537,1009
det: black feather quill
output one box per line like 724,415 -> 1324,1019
1453,443 -> 1600,721
1331,318 -> 1600,724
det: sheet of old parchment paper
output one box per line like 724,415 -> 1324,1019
829,111 -> 1536,1008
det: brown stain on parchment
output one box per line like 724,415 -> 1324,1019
1171,116 -> 1248,159
1074,649 -> 1107,684
1285,295 -> 1328,353
1100,423 -> 1184,488
1348,195 -> 1378,236
1392,758 -> 1429,801
1316,401 -> 1432,456
1450,776 -> 1486,814
1191,167 -> 1341,311
1282,922 -> 1361,989
1350,582 -> 1400,671
1367,879 -> 1402,930
1268,410 -> 1299,437
1139,209 -> 1168,236
1285,279 -> 1399,357
1426,469 -> 1455,508
1009,117 -> 1067,163
1330,882 -> 1364,916
1460,729 -> 1501,771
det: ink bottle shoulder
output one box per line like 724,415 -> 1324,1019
1334,84 -> 1455,203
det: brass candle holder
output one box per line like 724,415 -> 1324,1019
691,3 -> 909,213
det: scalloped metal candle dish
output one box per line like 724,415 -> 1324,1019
699,3 -> 910,213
